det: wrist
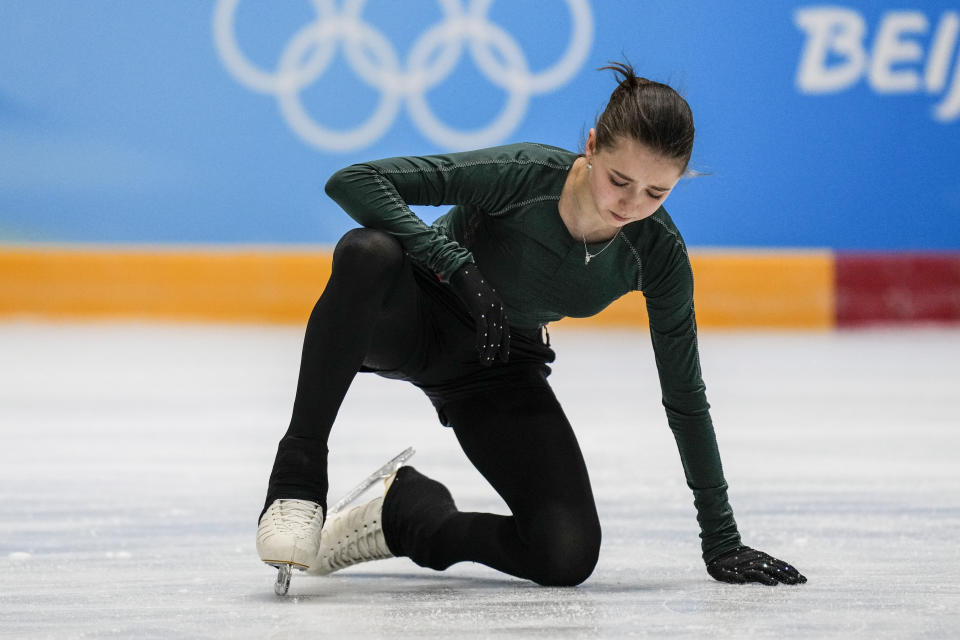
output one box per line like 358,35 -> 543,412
707,545 -> 749,563
448,263 -> 480,291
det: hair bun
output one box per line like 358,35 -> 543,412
599,61 -> 652,90
593,59 -> 695,173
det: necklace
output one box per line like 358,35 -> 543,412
568,158 -> 618,265
582,233 -> 618,265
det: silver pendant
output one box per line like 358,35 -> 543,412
584,254 -> 591,265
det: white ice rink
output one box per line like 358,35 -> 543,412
1,322 -> 958,639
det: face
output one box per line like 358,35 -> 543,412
584,130 -> 684,229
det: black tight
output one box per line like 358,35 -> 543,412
384,387 -> 601,586
288,227 -> 421,438
265,228 -> 601,586
264,229 -> 421,511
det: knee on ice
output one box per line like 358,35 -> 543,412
525,506 -> 601,587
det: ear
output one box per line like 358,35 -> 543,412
585,128 -> 597,160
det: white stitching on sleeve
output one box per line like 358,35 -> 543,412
371,173 -> 420,224
489,194 -> 561,217
619,230 -> 644,291
650,212 -> 688,257
376,157 -> 571,175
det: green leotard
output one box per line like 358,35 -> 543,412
324,142 -> 741,561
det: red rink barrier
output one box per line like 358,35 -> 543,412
835,253 -> 960,326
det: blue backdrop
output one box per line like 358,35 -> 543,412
1,0 -> 958,249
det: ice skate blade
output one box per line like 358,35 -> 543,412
264,562 -> 305,596
329,446 -> 415,514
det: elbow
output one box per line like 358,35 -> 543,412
323,165 -> 392,229
324,165 -> 359,201
324,163 -> 381,200
324,165 -> 378,226
323,171 -> 340,199
662,383 -> 709,410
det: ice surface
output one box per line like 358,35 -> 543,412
0,322 -> 958,638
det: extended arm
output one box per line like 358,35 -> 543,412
645,244 -> 805,585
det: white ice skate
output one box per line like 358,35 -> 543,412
307,484 -> 393,577
268,446 -> 415,595
257,498 -> 324,595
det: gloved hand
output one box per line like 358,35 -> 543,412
448,263 -> 509,365
706,546 -> 806,585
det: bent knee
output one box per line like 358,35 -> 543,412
332,228 -> 404,276
524,507 -> 601,587
533,543 -> 600,587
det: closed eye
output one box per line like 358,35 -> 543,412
609,176 -> 628,188
647,191 -> 666,199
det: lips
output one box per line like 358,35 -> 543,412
610,210 -> 629,222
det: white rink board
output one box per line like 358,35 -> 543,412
0,323 -> 958,639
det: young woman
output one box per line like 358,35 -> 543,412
255,62 -> 807,589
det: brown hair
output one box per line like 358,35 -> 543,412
594,61 -> 695,173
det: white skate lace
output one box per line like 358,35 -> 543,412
323,500 -> 391,572
271,499 -> 323,538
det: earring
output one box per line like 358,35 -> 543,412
586,163 -> 592,170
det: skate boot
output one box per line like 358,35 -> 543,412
307,447 -> 416,577
257,499 -> 324,595
307,479 -> 395,576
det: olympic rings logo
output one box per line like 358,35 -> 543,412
213,0 -> 593,151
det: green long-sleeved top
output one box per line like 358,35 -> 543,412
324,142 -> 741,561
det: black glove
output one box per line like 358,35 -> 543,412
706,546 -> 806,585
448,263 -> 509,365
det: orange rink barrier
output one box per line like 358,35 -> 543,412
0,247 -> 834,329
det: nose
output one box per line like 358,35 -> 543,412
621,190 -> 644,212
621,192 -> 657,220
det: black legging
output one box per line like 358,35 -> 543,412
265,228 -> 601,586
